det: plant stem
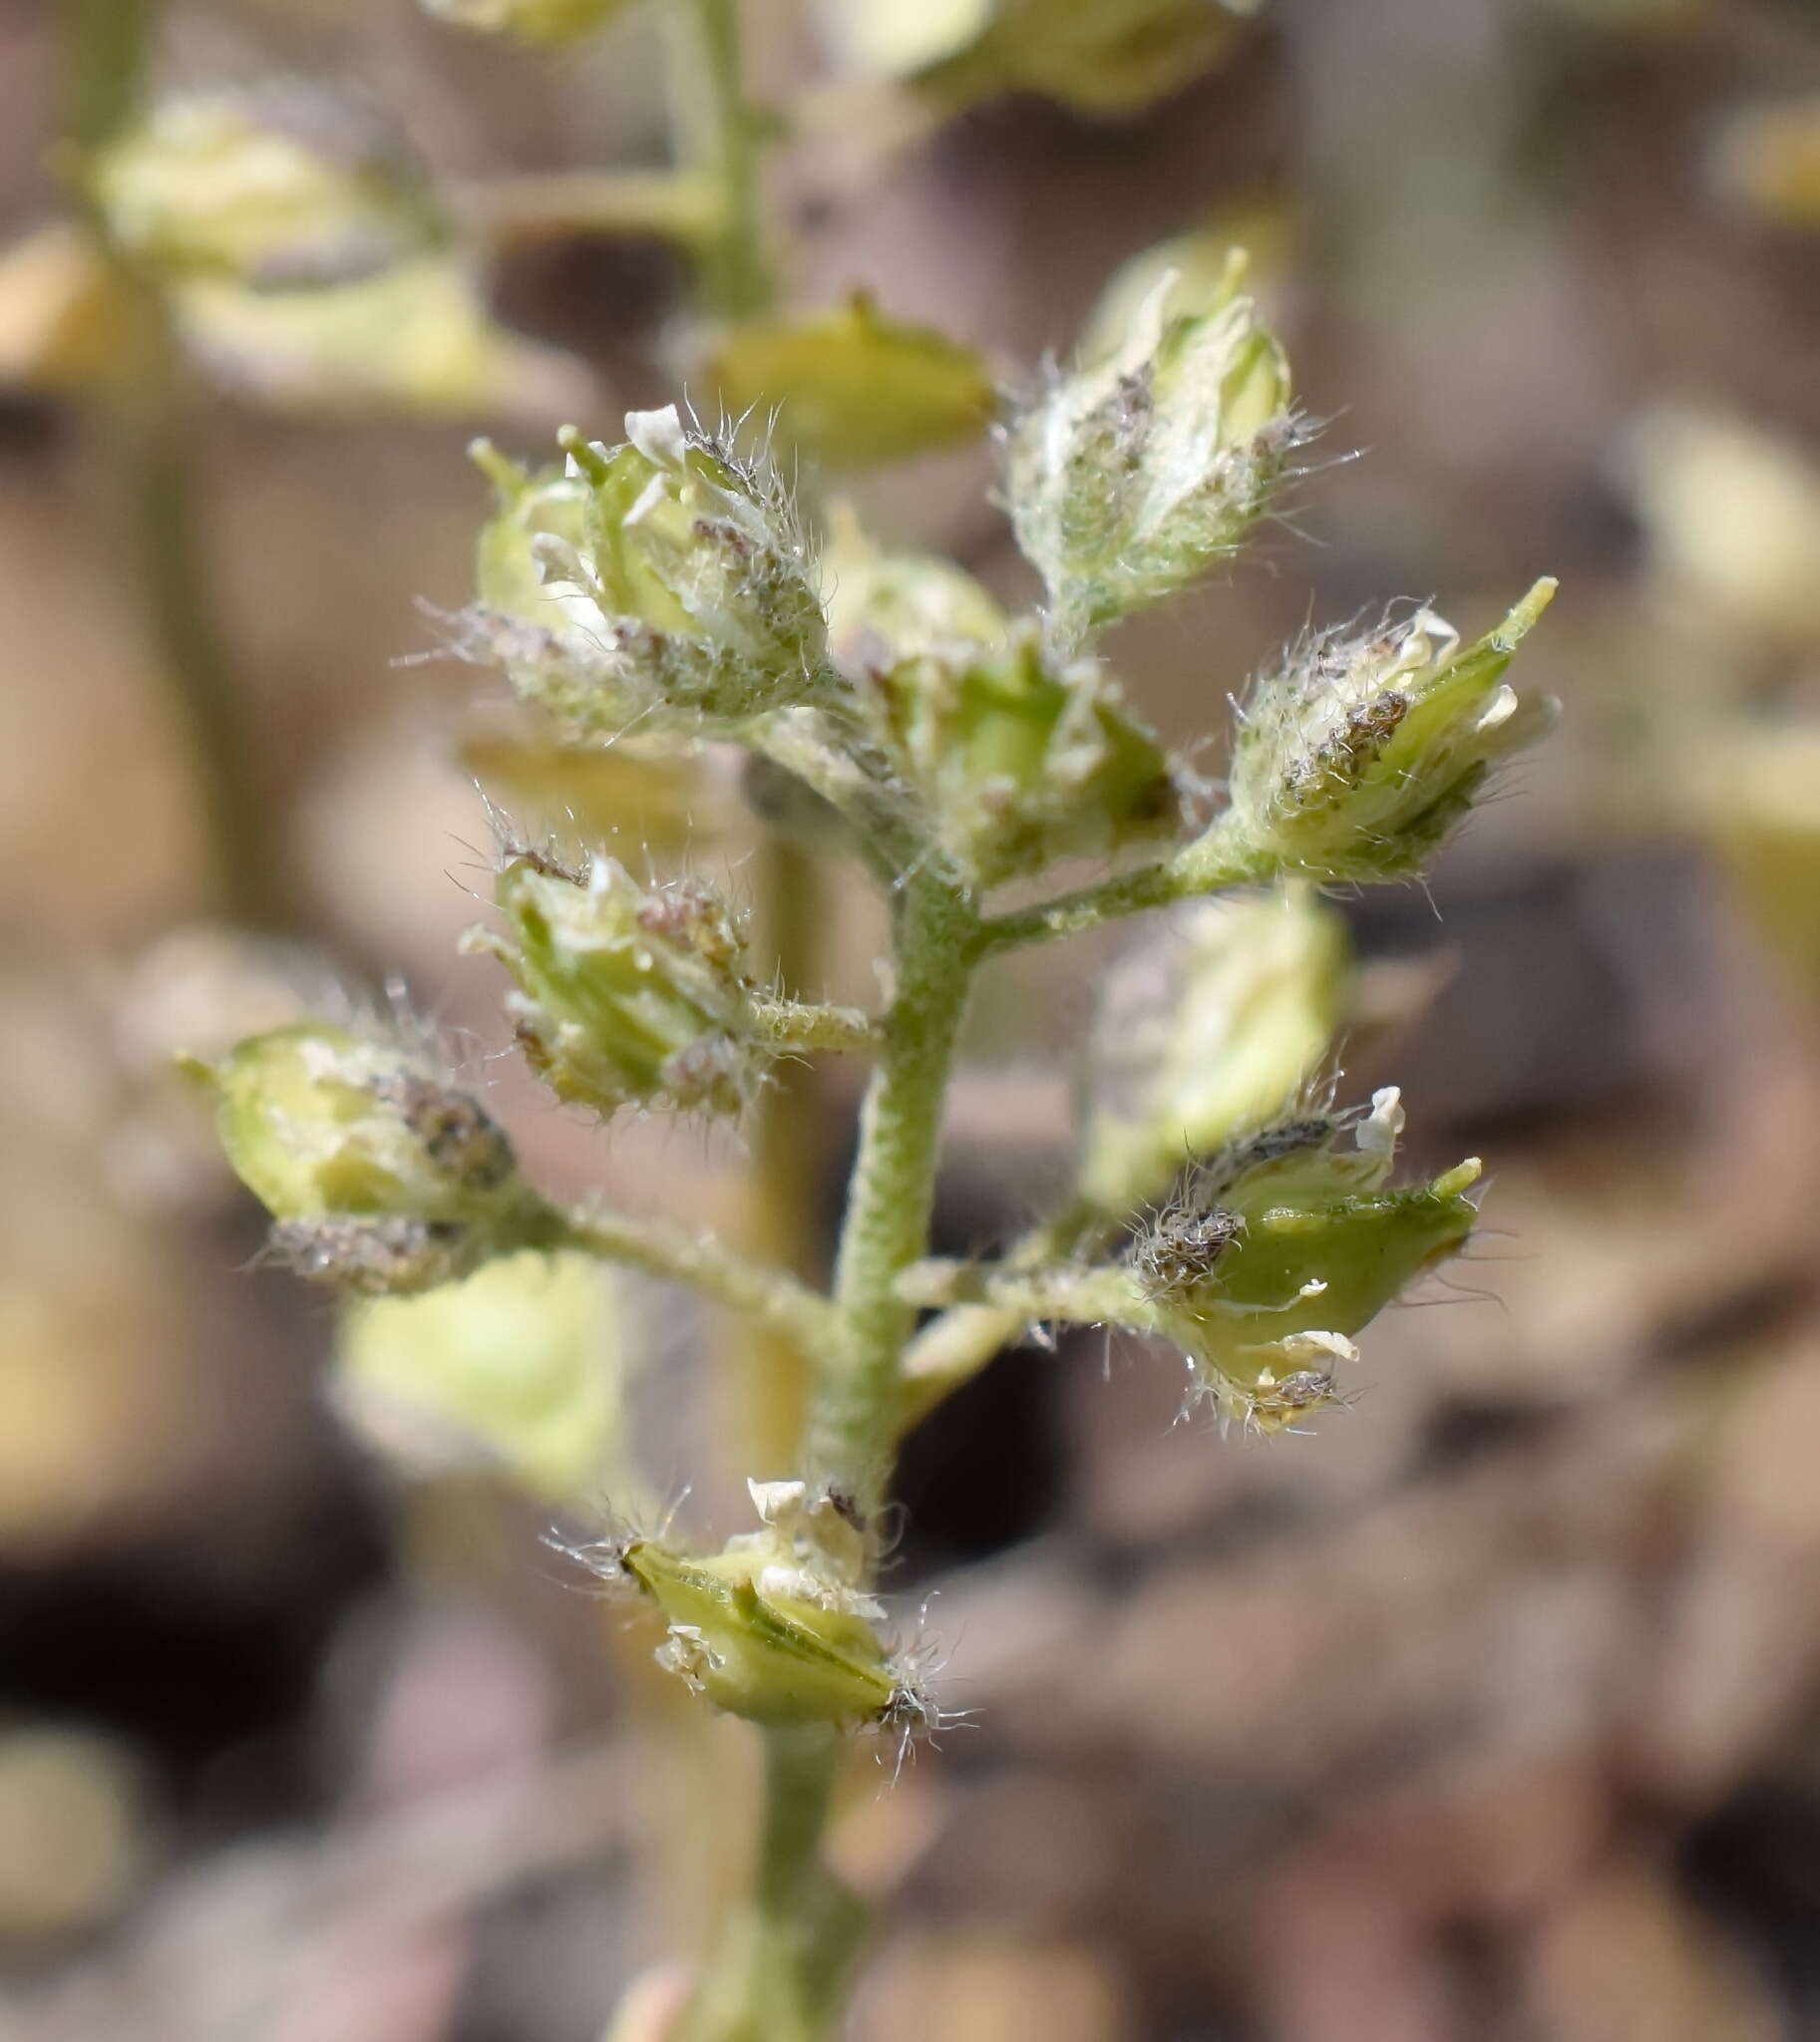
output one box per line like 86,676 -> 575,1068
750,994 -> 882,1056
664,0 -> 771,318
688,878 -> 977,2038
896,1196 -> 1109,1431
974,817 -> 1271,958
686,1727 -> 868,2042
896,1256 -> 1144,1325
56,0 -> 155,153
814,873 -> 978,1522
57,0 -> 288,929
119,369 -> 289,926
457,169 -> 723,248
734,832 -> 838,1474
556,1205 -> 841,1359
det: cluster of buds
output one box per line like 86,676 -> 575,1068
1007,260 -> 1297,640
463,408 -> 829,735
821,515 -> 1185,885
1125,1089 -> 1480,1432
1077,886 -> 1349,1215
420,0 -> 627,42
866,621 -> 1183,888
465,850 -> 761,1119
185,1021 -> 549,1293
1226,580 -> 1558,882
562,1481 -> 931,1735
87,87 -> 441,292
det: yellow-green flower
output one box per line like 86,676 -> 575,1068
187,1022 -> 546,1291
465,409 -> 829,731
1227,581 -> 1558,882
89,88 -> 440,291
466,852 -> 758,1118
1008,262 -> 1294,638
612,1481 -> 924,1731
1134,1091 -> 1481,1430
704,295 -> 995,470
869,623 -> 1182,886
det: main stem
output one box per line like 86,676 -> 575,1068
816,875 -> 978,1525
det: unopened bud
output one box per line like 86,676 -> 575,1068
1008,262 -> 1296,639
466,409 -> 829,731
1132,1090 -> 1480,1431
186,1022 -> 546,1292
870,623 -> 1183,887
1227,580 -> 1558,882
466,851 -> 758,1118
703,294 -> 995,470
88,88 -> 440,292
577,1480 -> 928,1732
1078,886 -> 1348,1215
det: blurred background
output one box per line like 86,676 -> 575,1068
3,0 -> 1820,2036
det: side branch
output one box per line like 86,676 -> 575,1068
751,998 -> 883,1056
555,1205 -> 842,1360
896,1258 -> 1142,1328
973,816 -> 1272,959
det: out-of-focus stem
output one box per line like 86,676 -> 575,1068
664,0 -> 771,318
737,833 -> 839,1472
456,169 -> 723,248
56,0 -> 287,928
685,1727 -> 867,2042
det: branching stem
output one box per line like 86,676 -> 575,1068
974,815 -> 1271,958
555,1206 -> 841,1361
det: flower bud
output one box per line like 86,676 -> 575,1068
869,622 -> 1183,887
187,1022 -> 546,1292
88,88 -> 440,292
465,409 -> 829,731
1078,886 -> 1348,1215
336,1249 -> 624,1500
1007,263 -> 1295,638
1132,1090 -> 1480,1431
583,1480 -> 925,1732
466,851 -> 759,1118
1226,580 -> 1559,882
420,0 -> 628,42
703,294 -> 995,470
